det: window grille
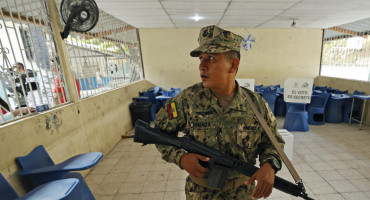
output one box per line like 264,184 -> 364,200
0,0 -> 144,125
62,4 -> 144,99
321,17 -> 370,82
0,0 -> 66,124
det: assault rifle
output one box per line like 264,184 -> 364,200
134,120 -> 314,200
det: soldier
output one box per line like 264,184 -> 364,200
155,25 -> 285,199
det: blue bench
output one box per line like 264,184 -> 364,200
0,173 -> 79,200
17,145 -> 102,200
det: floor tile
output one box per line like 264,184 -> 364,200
317,170 -> 345,181
328,180 -> 359,193
306,181 -> 336,195
337,169 -> 365,180
86,117 -> 370,200
141,181 -> 167,193
139,192 -> 165,200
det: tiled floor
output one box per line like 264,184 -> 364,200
87,117 -> 370,200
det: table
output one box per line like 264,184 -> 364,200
349,95 -> 370,129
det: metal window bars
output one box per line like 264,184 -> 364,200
64,9 -> 143,99
0,0 -> 143,125
321,17 -> 370,82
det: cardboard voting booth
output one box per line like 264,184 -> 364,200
284,78 -> 314,103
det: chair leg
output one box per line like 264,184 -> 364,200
65,172 -> 95,200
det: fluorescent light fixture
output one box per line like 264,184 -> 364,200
190,14 -> 204,21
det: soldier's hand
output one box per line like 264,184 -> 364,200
245,162 -> 275,199
180,153 -> 209,177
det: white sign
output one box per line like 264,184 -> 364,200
284,78 -> 313,103
236,78 -> 255,91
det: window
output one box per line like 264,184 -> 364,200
321,18 -> 370,82
0,0 -> 144,125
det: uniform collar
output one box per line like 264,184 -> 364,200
227,81 -> 249,112
200,81 -> 248,112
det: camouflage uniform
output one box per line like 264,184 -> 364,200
155,83 -> 285,199
154,25 -> 285,199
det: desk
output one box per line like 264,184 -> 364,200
349,95 -> 370,129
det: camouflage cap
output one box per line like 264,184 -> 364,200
190,25 -> 243,57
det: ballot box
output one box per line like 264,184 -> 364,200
278,129 -> 294,161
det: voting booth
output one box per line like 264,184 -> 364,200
283,78 -> 313,132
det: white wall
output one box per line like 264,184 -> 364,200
139,28 -> 323,90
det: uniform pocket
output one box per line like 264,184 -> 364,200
193,127 -> 218,147
236,126 -> 259,149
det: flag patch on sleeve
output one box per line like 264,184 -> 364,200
167,102 -> 178,119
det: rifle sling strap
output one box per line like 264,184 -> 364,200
241,89 -> 302,183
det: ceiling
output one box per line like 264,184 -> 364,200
95,0 -> 370,29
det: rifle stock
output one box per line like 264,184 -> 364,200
134,120 -> 314,200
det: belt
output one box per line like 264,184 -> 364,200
189,174 -> 250,191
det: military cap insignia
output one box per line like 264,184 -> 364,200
167,102 -> 178,119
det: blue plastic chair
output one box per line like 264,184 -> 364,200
0,173 -> 79,200
132,96 -> 150,102
335,89 -> 348,94
325,88 -> 338,94
170,88 -> 181,95
254,85 -> 263,92
17,145 -> 103,200
262,90 -> 277,114
283,103 -> 309,132
156,95 -> 172,107
274,88 -> 286,116
314,86 -> 327,91
139,91 -> 161,121
162,90 -> 177,98
147,86 -> 162,95
325,94 -> 353,123
260,86 -> 271,93
269,84 -> 280,90
307,92 -> 331,125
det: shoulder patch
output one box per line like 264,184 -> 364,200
167,102 -> 178,119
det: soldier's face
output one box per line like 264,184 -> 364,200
198,52 -> 232,89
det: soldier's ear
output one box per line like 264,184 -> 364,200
229,57 -> 239,73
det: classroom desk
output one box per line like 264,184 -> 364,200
349,95 -> 370,129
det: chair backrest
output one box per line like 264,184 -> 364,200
139,91 -> 156,104
254,85 -> 263,92
162,90 -> 177,97
147,86 -> 162,95
269,84 -> 280,89
262,90 -> 277,102
310,93 -> 331,108
262,90 -> 277,111
325,88 -> 338,93
17,145 -> 55,171
260,86 -> 271,92
335,90 -> 348,94
354,90 -> 365,95
276,88 -> 284,93
314,86 -> 327,91
0,173 -> 19,200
